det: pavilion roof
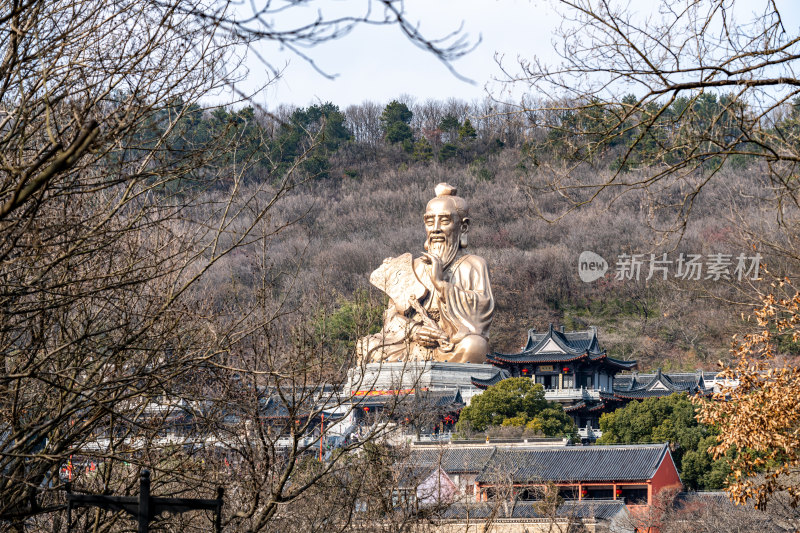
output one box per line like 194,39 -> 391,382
611,368 -> 712,399
486,324 -> 636,370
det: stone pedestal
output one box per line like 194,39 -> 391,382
346,361 -> 503,403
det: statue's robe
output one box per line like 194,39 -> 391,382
358,252 -> 494,364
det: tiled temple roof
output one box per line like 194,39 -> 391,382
612,368 -> 712,399
485,324 -> 636,370
475,443 -> 671,483
352,388 -> 465,410
471,369 -> 511,388
408,446 -> 498,474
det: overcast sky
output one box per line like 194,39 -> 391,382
230,0 -> 800,110
231,0 -> 557,109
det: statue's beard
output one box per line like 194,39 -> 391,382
426,235 -> 459,269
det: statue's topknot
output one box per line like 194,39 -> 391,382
435,182 -> 457,197
428,182 -> 468,221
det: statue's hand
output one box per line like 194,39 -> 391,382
414,324 -> 448,348
420,252 -> 445,293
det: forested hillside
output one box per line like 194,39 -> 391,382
183,96 -> 800,372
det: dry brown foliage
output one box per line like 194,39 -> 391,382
697,276 -> 800,509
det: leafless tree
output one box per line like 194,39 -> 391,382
498,0 -> 800,244
610,488 -> 798,533
0,0 -> 475,529
345,102 -> 385,147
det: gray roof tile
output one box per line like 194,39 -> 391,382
475,443 -> 670,483
409,447 -> 498,474
612,368 -> 713,399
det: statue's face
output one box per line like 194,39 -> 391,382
424,198 -> 467,266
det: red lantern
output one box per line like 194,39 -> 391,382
581,488 -> 588,498
521,368 -> 529,375
615,488 -> 622,497
363,407 -> 369,412
562,367 -> 570,374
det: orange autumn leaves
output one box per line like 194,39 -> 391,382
697,279 -> 800,509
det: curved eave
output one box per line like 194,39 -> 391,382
612,389 -> 696,400
261,413 -> 313,420
612,392 -> 660,400
488,351 -> 631,370
487,352 -> 589,364
471,375 -> 504,389
523,328 -> 539,351
587,327 -> 600,352
599,391 -> 623,401
604,357 -> 638,370
616,388 -> 709,398
564,401 -> 587,413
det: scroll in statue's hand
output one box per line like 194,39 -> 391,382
370,253 -> 427,315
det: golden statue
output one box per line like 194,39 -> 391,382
358,183 -> 494,364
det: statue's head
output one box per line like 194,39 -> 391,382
424,183 -> 470,267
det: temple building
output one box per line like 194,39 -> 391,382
472,443 -> 682,509
472,325 -> 713,440
406,441 -> 682,528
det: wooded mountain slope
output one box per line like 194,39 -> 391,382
192,98 -> 797,371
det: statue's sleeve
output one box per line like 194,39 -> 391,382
440,256 -> 494,343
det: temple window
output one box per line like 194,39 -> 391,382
536,374 -> 558,390
583,486 -> 613,499
620,486 -> 648,505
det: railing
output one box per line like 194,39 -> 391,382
67,470 -> 223,533
414,432 -> 453,443
577,427 -> 602,440
543,387 -> 602,401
